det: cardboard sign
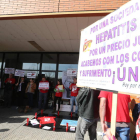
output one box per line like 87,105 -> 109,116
60,119 -> 78,127
58,85 -> 63,90
5,68 -> 15,74
39,82 -> 49,89
15,69 -> 24,77
27,71 -> 36,78
67,69 -> 77,76
77,0 -> 140,95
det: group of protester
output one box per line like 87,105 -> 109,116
4,73 -> 140,140
3,74 -> 79,116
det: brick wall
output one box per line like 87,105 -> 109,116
0,0 -> 130,15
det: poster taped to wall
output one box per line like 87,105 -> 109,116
62,71 -> 74,99
15,69 -> 25,77
77,0 -> 140,95
27,71 -> 36,78
5,68 -> 15,74
67,69 -> 77,76
39,82 -> 49,89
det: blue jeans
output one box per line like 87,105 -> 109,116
108,125 -> 130,140
70,96 -> 78,114
38,92 -> 48,109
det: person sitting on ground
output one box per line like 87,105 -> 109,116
4,73 -> 15,108
15,77 -> 27,112
69,77 -> 79,116
52,79 -> 64,113
24,79 -> 36,113
38,76 -> 49,111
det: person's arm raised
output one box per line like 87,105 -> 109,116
100,97 -> 108,132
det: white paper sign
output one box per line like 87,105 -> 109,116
5,68 -> 15,74
15,69 -> 24,77
77,0 -> 140,95
39,82 -> 49,89
27,71 -> 36,78
67,69 -> 77,76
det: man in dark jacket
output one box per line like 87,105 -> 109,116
75,88 -> 100,140
15,77 -> 27,110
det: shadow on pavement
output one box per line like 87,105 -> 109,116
0,129 -> 10,132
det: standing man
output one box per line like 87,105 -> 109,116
38,76 -> 49,110
69,77 -> 79,116
99,91 -> 131,140
15,77 -> 27,112
75,88 -> 100,140
4,73 -> 15,107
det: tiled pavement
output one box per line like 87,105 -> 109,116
0,107 -> 102,140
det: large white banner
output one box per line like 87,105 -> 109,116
77,0 -> 140,95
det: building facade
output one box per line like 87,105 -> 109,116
0,0 -> 130,105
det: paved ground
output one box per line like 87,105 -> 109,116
0,107 -> 102,140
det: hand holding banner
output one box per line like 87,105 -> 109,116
27,72 -> 36,78
15,69 -> 24,77
5,68 -> 15,74
77,0 -> 140,95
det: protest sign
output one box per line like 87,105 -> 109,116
67,69 -> 77,76
27,71 -> 36,78
5,68 -> 15,74
39,82 -> 49,89
15,69 -> 24,77
77,0 -> 140,95
58,85 -> 63,90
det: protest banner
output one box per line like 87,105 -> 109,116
27,71 -> 36,78
77,0 -> 140,135
15,69 -> 24,77
67,69 -> 77,77
5,68 -> 15,74
39,82 -> 49,89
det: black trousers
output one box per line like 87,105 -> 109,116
54,96 -> 62,110
17,91 -> 24,107
4,90 -> 13,107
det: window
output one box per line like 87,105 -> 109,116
59,54 -> 79,71
42,54 -> 57,71
4,53 -> 17,69
17,53 -> 41,70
